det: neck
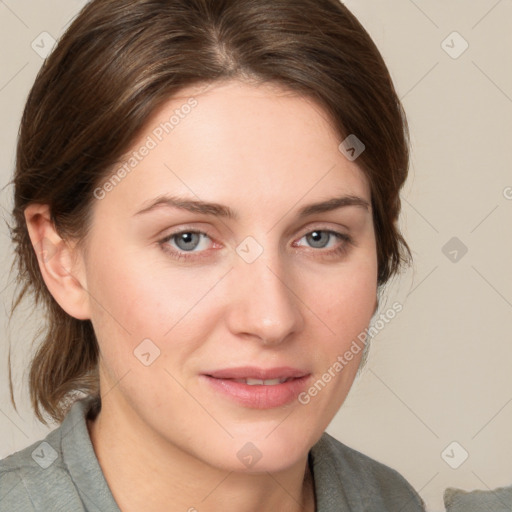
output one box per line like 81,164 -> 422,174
86,393 -> 316,512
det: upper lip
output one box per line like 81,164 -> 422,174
205,366 -> 309,380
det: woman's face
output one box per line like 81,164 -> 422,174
79,79 -> 378,472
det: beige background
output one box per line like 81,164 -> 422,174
1,1 -> 511,511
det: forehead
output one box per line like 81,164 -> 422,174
94,79 -> 371,218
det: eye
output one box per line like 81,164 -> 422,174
301,230 -> 337,249
293,229 -> 353,258
158,227 -> 353,262
159,230 -> 214,260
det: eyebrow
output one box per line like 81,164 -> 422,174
134,194 -> 370,220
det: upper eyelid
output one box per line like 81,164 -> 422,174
165,220 -> 351,237
164,225 -> 348,237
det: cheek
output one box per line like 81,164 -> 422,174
310,257 -> 377,334
84,245 -> 219,368
328,276 -> 376,334
292,260 -> 376,432
299,255 -> 377,397
86,258 -> 161,335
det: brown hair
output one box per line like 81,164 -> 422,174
7,0 -> 412,424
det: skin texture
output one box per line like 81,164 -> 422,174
25,79 -> 378,512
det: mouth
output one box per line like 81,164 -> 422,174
201,366 -> 311,409
231,377 -> 292,385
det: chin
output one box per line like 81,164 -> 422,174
204,426 -> 318,474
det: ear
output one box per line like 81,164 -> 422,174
24,203 -> 91,320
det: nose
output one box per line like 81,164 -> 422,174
225,248 -> 304,346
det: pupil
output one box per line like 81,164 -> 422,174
308,230 -> 328,248
176,232 -> 198,251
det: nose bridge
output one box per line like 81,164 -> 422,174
227,239 -> 303,344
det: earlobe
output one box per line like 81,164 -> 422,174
24,203 -> 91,320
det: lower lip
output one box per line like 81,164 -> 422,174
201,375 -> 311,409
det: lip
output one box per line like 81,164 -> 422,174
201,366 -> 311,409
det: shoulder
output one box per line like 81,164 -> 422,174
310,432 -> 426,511
0,397 -> 102,512
0,428 -> 83,511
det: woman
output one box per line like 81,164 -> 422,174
1,0 -> 425,510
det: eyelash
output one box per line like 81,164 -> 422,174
158,228 -> 354,262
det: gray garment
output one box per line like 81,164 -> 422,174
444,486 -> 512,512
1,397 -> 425,511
